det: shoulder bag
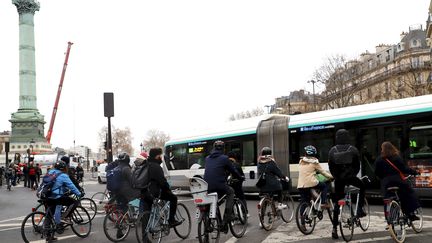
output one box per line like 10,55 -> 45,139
255,164 -> 268,188
384,158 -> 407,181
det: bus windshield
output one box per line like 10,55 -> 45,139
409,125 -> 432,159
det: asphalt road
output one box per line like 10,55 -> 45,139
1,174 -> 432,243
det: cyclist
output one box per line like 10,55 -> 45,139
204,140 -> 242,233
227,151 -> 248,215
47,161 -> 82,227
375,141 -> 420,221
140,148 -> 181,227
5,164 -> 15,190
298,145 -> 333,207
257,147 -> 288,210
328,129 -> 365,240
76,163 -> 84,183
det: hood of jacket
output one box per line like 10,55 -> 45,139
258,155 -> 274,163
208,149 -> 224,158
301,156 -> 319,164
336,129 -> 350,145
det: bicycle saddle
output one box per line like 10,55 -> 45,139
344,186 -> 360,194
387,187 -> 399,191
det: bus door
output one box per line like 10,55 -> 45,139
256,116 -> 290,185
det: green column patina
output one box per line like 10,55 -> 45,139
9,0 -> 47,147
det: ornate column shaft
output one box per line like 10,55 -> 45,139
13,0 -> 40,110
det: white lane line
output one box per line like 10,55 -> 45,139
28,231 -> 96,243
0,216 -> 25,223
0,226 -> 21,232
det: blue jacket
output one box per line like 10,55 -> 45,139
204,149 -> 241,192
48,169 -> 81,199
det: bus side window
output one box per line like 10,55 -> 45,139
249,170 -> 255,179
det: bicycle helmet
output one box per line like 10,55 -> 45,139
304,145 -> 317,156
54,161 -> 67,170
260,147 -> 272,156
213,140 -> 225,151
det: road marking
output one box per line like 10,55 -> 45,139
28,232 -> 96,243
0,216 -> 25,223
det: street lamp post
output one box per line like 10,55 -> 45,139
115,139 -> 119,156
308,80 -> 317,111
140,143 -> 143,152
28,138 -> 35,166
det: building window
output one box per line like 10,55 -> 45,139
412,39 -> 418,47
11,145 -> 15,149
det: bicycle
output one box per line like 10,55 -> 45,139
91,188 -> 112,214
295,186 -> 334,235
21,198 -> 92,243
136,196 -> 192,243
190,176 -> 248,243
385,175 -> 423,243
103,198 -> 141,242
259,179 -> 295,231
337,176 -> 371,242
34,194 -> 98,221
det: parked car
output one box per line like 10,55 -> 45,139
97,163 -> 107,184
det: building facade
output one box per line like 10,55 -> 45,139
271,90 -> 316,115
321,25 -> 432,110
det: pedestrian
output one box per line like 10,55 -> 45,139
375,141 -> 421,221
36,163 -> 42,184
76,163 -> 84,183
0,166 -> 4,187
328,129 -> 366,240
28,162 -> 37,190
23,163 -> 29,187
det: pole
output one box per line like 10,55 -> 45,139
308,80 -> 317,111
107,117 -> 113,163
5,142 -> 9,169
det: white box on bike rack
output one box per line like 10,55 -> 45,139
189,177 -> 218,218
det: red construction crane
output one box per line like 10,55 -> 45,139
46,42 -> 73,144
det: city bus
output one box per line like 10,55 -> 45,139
164,94 -> 432,197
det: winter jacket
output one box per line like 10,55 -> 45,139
49,169 -> 81,199
146,159 -> 171,197
257,155 -> 284,193
117,161 -> 140,201
297,156 -> 333,188
328,129 -> 360,180
204,149 -> 241,192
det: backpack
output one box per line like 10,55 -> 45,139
333,146 -> 354,165
36,172 -> 61,199
132,163 -> 150,189
106,165 -> 122,192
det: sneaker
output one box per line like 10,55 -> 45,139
332,228 -> 339,239
277,203 -> 287,210
357,210 -> 367,218
409,214 -> 420,221
169,219 -> 182,227
321,203 -> 331,209
60,218 -> 72,225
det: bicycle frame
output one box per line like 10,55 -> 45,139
146,199 -> 170,233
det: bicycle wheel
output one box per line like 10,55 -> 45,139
280,193 -> 295,223
136,211 -> 163,243
103,207 -> 131,242
173,203 -> 191,239
21,211 -> 55,243
339,202 -> 354,242
229,199 -> 248,238
70,205 -> 92,238
295,201 -> 316,235
80,197 -> 97,221
411,207 -> 423,233
388,201 -> 406,243
359,198 -> 370,231
197,210 -> 220,243
259,198 -> 274,231
91,191 -> 110,214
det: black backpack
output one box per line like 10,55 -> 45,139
333,146 -> 354,165
36,172 -> 61,199
132,163 -> 150,189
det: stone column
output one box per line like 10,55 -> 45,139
9,0 -> 49,153
13,0 -> 39,110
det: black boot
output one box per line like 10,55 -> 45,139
332,227 -> 339,239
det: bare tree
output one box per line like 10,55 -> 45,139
229,107 -> 265,121
141,129 -> 170,151
314,54 -> 363,109
98,126 -> 134,155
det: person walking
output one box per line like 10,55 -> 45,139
375,141 -> 421,221
328,129 -> 365,240
36,163 -> 42,184
28,162 -> 38,190
0,166 -> 4,187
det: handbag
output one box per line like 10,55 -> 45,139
384,158 -> 407,181
315,172 -> 329,183
255,164 -> 268,188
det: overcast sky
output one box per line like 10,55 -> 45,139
0,0 -> 430,153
